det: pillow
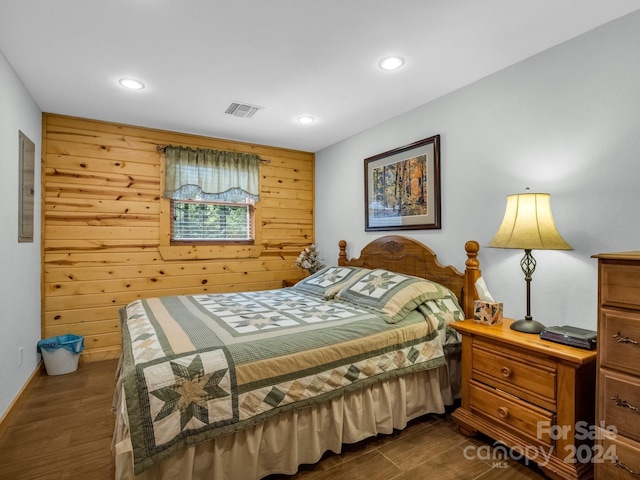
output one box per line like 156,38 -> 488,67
335,269 -> 447,323
291,266 -> 371,300
417,292 -> 465,328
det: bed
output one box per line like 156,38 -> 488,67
112,235 -> 481,480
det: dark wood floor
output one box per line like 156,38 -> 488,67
0,359 -> 549,480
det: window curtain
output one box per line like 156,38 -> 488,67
163,145 -> 261,202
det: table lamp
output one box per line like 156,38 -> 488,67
488,191 -> 572,333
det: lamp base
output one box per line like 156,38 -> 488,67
510,318 -> 545,334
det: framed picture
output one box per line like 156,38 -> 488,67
364,135 -> 441,231
18,131 -> 35,243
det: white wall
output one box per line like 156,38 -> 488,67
0,49 -> 42,418
316,11 -> 640,331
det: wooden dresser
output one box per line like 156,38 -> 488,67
451,318 -> 597,480
593,252 -> 640,479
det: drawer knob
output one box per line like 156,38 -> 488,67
614,456 -> 640,475
614,331 -> 639,346
497,406 -> 509,419
611,394 -> 640,414
500,367 -> 512,379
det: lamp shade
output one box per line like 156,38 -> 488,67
488,193 -> 572,250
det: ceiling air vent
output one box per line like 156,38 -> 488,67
225,102 -> 263,118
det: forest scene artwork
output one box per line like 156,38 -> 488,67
370,154 -> 427,219
365,135 -> 440,231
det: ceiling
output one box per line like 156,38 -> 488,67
1,1 -> 639,153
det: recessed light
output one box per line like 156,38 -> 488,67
379,56 -> 404,71
297,115 -> 315,124
118,78 -> 145,90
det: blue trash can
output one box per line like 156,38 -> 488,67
37,334 -> 85,375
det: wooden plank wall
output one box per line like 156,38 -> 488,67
42,114 -> 315,362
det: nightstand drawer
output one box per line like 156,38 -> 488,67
599,368 -> 640,442
595,428 -> 640,479
472,338 -> 557,409
600,308 -> 640,376
601,263 -> 640,310
469,381 -> 554,445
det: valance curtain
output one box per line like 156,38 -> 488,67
163,145 -> 261,202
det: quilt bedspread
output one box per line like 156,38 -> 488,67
118,288 -> 462,474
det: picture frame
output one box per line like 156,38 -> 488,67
18,131 -> 35,243
364,135 -> 441,231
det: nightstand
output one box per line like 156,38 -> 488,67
451,318 -> 597,480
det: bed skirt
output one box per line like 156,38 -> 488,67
113,358 -> 458,480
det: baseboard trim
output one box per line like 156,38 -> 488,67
0,361 -> 44,439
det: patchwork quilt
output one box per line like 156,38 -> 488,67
119,274 -> 463,474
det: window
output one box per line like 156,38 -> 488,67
171,199 -> 254,243
163,146 -> 260,246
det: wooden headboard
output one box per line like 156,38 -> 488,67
338,235 -> 480,319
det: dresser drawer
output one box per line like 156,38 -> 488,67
600,308 -> 640,376
595,428 -> 640,479
601,262 -> 640,310
598,368 -> 640,442
472,339 -> 557,409
469,381 -> 554,445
